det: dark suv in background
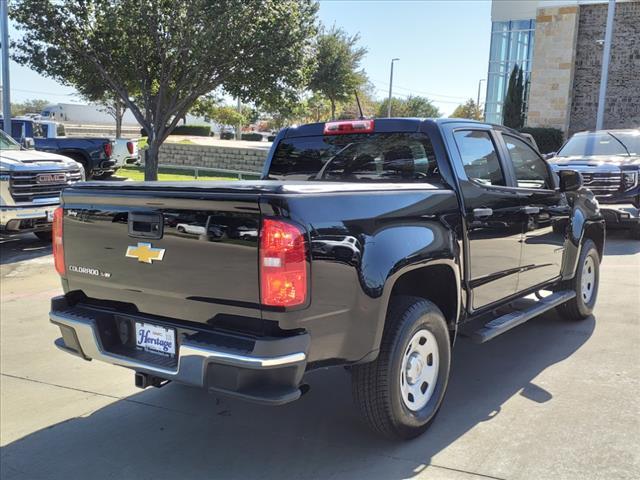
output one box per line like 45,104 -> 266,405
548,129 -> 640,238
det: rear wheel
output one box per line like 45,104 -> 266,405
67,154 -> 91,180
351,296 -> 451,440
557,239 -> 600,321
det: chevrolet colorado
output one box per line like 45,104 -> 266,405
548,129 -> 640,239
50,118 -> 604,439
1,129 -> 83,239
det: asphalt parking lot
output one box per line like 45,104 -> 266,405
1,232 -> 638,480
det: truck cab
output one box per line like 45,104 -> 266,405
5,117 -> 115,179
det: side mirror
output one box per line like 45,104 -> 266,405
21,137 -> 35,149
558,169 -> 583,192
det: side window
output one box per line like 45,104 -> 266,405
32,123 -> 45,138
503,134 -> 552,189
453,130 -> 506,186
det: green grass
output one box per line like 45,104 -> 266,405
117,166 -> 238,182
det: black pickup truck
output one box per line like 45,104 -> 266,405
49,118 -> 604,439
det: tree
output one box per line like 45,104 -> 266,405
92,93 -> 129,138
450,98 -> 483,120
503,64 -> 524,128
337,81 -> 379,120
210,106 -> 247,131
190,97 -> 254,134
67,64 -> 135,138
11,0 -> 317,180
376,95 -> 441,118
9,98 -> 50,116
309,26 -> 367,120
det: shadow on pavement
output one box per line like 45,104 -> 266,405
1,310 -> 595,479
0,234 -> 52,265
603,230 -> 640,256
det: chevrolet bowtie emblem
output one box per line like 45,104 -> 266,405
125,242 -> 165,264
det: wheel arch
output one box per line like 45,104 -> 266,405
374,260 -> 462,352
583,220 -> 605,260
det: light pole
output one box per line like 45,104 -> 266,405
596,0 -> 615,130
0,0 -> 11,134
387,58 -> 399,118
477,79 -> 486,111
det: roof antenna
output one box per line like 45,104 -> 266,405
354,90 -> 365,119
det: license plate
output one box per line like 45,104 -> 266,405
46,211 -> 54,222
135,322 -> 176,357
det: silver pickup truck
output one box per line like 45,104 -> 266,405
1,129 -> 84,240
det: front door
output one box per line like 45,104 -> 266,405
499,133 -> 567,292
451,128 -> 525,310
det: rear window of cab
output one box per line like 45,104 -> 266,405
267,132 -> 440,182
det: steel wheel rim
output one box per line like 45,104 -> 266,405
400,329 -> 439,411
581,256 -> 596,303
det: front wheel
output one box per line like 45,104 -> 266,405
351,296 -> 451,440
557,239 -> 600,321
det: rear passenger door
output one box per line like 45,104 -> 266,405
450,127 -> 525,310
498,133 -> 568,292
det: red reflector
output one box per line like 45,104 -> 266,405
324,119 -> 374,135
260,219 -> 308,307
126,141 -> 134,154
52,207 -> 65,275
103,142 -> 113,157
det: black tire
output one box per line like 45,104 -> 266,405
177,226 -> 186,233
351,296 -> 451,440
67,154 -> 92,180
557,239 -> 600,321
34,230 -> 52,242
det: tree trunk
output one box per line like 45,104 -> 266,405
115,107 -> 123,138
144,137 -> 160,181
330,98 -> 336,120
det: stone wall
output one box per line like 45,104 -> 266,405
527,5 -> 580,132
568,2 -> 640,135
158,143 -> 268,173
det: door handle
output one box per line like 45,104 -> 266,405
521,206 -> 540,215
473,208 -> 493,218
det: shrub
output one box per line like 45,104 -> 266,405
519,127 -> 564,154
241,133 -> 264,141
169,125 -> 211,136
220,131 -> 235,140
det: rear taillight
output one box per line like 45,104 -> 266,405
260,219 -> 308,307
103,142 -> 113,157
127,141 -> 134,155
324,119 -> 374,135
52,207 -> 65,275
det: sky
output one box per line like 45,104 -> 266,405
3,0 -> 492,117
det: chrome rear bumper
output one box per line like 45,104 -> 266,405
50,296 -> 309,404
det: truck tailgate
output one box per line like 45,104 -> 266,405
61,184 -> 262,327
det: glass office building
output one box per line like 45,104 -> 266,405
485,19 -> 536,125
